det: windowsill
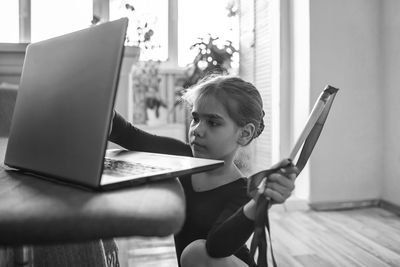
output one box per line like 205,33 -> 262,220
0,43 -> 138,54
0,43 -> 29,52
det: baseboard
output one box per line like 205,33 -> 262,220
309,199 -> 380,211
379,199 -> 400,216
309,199 -> 400,215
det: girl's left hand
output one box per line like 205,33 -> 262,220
262,159 -> 299,204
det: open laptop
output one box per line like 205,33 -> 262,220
4,18 -> 223,190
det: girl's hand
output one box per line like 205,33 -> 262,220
260,159 -> 299,204
244,159 -> 299,220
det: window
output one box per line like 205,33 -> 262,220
0,0 -> 19,43
2,0 -> 238,66
177,0 -> 239,67
31,0 -> 92,42
110,0 -> 168,61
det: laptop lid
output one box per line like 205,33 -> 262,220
5,18 -> 128,188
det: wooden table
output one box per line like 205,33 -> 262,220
0,138 -> 185,264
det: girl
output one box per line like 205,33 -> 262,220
109,75 -> 297,267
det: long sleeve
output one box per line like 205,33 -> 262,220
109,112 -> 192,157
205,198 -> 254,258
174,176 -> 254,265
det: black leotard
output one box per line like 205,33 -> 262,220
109,112 -> 255,266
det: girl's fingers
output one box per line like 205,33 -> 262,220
268,173 -> 295,190
288,173 -> 297,181
278,166 -> 299,177
253,159 -> 298,203
264,188 -> 286,204
265,182 -> 292,199
270,158 -> 291,170
265,172 -> 296,203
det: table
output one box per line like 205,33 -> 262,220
0,138 -> 185,264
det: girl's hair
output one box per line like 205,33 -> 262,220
182,75 -> 265,142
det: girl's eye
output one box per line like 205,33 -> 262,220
208,120 -> 219,127
192,115 -> 199,123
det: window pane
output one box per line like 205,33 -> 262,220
31,0 -> 92,42
0,0 -> 19,43
178,0 -> 239,67
110,0 -> 168,61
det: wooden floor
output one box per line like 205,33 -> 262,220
115,204 -> 400,267
116,236 -> 177,267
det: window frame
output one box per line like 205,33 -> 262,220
17,0 -> 178,65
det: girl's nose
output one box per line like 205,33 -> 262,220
192,121 -> 205,137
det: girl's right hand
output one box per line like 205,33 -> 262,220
262,159 -> 298,204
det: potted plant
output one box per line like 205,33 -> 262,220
130,59 -> 167,125
183,35 -> 238,88
111,3 -> 166,125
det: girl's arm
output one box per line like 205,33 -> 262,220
205,161 -> 297,257
109,112 -> 192,156
205,191 -> 254,258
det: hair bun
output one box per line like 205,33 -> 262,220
254,110 -> 265,138
255,118 -> 265,138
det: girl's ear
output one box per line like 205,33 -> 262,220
237,123 -> 256,146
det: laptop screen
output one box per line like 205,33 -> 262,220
5,19 -> 129,187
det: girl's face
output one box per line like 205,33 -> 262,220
188,95 -> 242,161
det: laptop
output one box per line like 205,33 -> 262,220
4,18 -> 223,190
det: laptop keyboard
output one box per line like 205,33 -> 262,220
103,157 -> 171,177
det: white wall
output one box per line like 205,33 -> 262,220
290,0 -> 311,199
307,0 -> 383,204
382,0 -> 400,206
